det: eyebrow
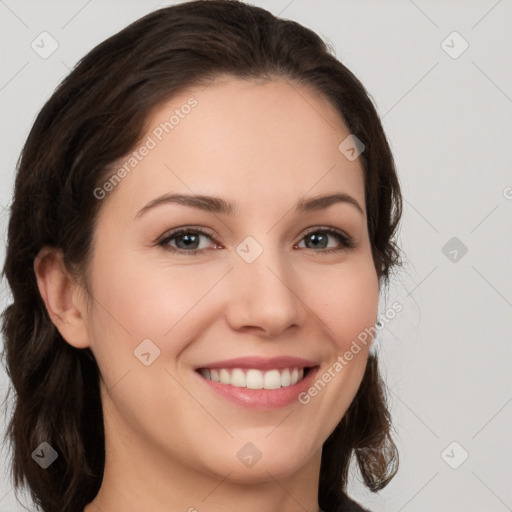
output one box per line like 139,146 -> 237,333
134,192 -> 365,219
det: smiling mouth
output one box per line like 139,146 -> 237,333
196,366 -> 314,390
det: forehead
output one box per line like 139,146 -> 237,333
103,76 -> 366,218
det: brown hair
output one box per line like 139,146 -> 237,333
1,1 -> 401,511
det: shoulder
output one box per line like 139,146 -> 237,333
322,491 -> 372,512
337,491 -> 372,512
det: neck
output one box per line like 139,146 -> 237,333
84,395 -> 323,512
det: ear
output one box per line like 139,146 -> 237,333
34,247 -> 90,349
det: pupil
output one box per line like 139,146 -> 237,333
309,233 -> 327,249
178,234 -> 198,249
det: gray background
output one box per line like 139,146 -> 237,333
1,1 -> 511,511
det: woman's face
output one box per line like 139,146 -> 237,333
83,76 -> 379,483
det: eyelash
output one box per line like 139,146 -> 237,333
157,226 -> 356,256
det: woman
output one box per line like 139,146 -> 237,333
1,1 -> 402,511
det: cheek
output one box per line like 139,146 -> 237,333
300,258 -> 380,349
85,247 -> 230,375
89,251 -> 211,335
294,259 -> 379,436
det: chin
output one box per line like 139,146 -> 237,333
203,446 -> 314,484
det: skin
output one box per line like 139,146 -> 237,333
35,76 -> 379,512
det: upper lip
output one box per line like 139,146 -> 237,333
194,356 -> 318,371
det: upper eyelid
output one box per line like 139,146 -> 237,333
158,226 -> 217,243
158,225 -> 352,247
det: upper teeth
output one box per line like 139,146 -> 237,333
198,367 -> 305,389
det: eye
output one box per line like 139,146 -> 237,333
157,226 -> 355,255
158,227 -> 219,255
295,227 -> 355,254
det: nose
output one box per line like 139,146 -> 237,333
224,244 -> 308,339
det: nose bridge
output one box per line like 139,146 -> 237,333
226,233 -> 305,335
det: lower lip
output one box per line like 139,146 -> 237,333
195,367 -> 320,409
